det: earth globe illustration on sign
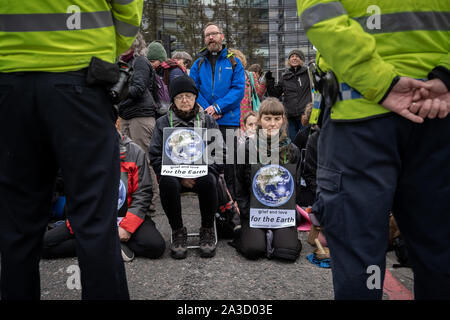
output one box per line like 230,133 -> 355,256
118,179 -> 126,210
165,129 -> 204,164
252,164 -> 294,207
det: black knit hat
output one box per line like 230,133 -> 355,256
288,49 -> 305,61
169,75 -> 199,102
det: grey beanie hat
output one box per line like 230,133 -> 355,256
288,49 -> 305,61
172,51 -> 193,63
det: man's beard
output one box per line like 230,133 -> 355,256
207,41 -> 222,52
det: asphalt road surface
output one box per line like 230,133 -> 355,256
0,193 -> 414,303
27,194 -> 414,301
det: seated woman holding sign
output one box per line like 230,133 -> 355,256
149,75 -> 224,259
234,98 -> 302,261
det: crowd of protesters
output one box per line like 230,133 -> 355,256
1,0 -> 448,301
42,22 -> 318,264
43,20 -> 449,270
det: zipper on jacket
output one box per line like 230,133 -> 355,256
219,66 -> 222,82
211,60 -> 215,100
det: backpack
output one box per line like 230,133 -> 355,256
215,174 -> 241,239
154,73 -> 171,118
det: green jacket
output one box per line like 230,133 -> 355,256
298,0 -> 450,121
0,0 -> 143,72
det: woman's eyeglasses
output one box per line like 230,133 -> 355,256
174,93 -> 196,102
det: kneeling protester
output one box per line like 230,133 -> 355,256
234,98 -> 302,261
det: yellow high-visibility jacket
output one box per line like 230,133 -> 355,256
0,0 -> 143,72
298,0 -> 450,121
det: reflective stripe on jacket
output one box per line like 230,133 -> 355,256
0,0 -> 143,72
298,0 -> 450,121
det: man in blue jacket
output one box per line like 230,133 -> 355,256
189,22 -> 245,198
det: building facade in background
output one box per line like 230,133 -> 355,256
142,0 -> 315,80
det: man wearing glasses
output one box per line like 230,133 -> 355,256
189,22 -> 245,200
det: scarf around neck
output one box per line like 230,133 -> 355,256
169,103 -> 203,127
255,130 -> 292,164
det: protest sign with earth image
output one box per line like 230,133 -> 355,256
250,164 -> 296,228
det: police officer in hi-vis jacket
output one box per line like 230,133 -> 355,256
298,0 -> 449,299
0,0 -> 143,300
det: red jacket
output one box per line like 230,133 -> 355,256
117,134 -> 153,233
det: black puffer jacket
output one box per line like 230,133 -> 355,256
118,55 -> 156,119
149,104 -> 225,181
235,138 -> 301,220
267,66 -> 311,118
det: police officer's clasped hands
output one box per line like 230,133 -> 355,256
411,78 -> 449,118
381,77 -> 449,123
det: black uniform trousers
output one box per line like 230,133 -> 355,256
0,72 -> 129,300
314,105 -> 450,300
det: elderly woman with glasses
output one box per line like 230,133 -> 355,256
149,75 -> 225,260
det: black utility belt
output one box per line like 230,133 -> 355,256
65,69 -> 88,77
